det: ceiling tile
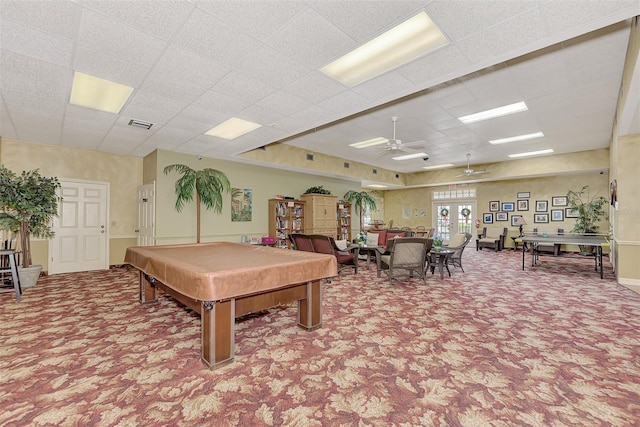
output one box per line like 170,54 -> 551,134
1,0 -> 81,40
81,0 -> 195,41
1,19 -> 73,67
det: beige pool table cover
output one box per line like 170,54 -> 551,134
125,242 -> 338,301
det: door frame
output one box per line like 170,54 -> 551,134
48,178 -> 110,274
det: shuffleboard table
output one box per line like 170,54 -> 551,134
125,242 -> 337,369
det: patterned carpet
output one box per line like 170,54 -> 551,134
1,248 -> 639,426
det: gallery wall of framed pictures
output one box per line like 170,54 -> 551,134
482,189 -> 576,230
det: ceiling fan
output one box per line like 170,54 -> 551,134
379,116 -> 425,155
457,154 -> 490,177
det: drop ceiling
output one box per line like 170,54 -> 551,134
1,1 -> 639,179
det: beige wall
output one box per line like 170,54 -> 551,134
150,150 -> 363,245
609,17 -> 640,288
384,171 -> 609,250
0,138 -> 142,269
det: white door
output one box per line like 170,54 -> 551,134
49,180 -> 109,274
137,183 -> 155,246
432,202 -> 477,243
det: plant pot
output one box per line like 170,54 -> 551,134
18,265 -> 43,288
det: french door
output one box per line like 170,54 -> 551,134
432,201 -> 477,244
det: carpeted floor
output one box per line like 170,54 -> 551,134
1,248 -> 639,426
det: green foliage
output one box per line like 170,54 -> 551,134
344,190 -> 378,233
566,185 -> 607,234
303,185 -> 331,195
164,164 -> 231,213
0,166 -> 61,267
163,164 -> 230,243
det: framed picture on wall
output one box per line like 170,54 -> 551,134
489,201 -> 500,212
501,202 -> 515,212
496,212 -> 508,221
552,196 -> 568,207
534,213 -> 549,223
565,208 -> 579,218
535,200 -> 548,212
517,200 -> 529,211
483,213 -> 494,224
511,215 -> 523,227
551,209 -> 564,221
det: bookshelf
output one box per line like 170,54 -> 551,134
337,201 -> 352,241
268,199 -> 305,249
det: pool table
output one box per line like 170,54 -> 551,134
125,242 -> 337,369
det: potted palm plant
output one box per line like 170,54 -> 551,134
344,190 -> 377,233
164,164 -> 230,243
0,166 -> 61,287
566,185 -> 608,255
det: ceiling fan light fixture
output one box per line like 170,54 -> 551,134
320,11 -> 448,87
349,137 -> 389,148
392,152 -> 428,161
458,101 -> 528,124
508,149 -> 554,158
205,117 -> 262,140
489,131 -> 544,145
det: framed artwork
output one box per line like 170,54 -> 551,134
402,205 -> 411,219
534,213 -> 549,223
489,201 -> 500,212
565,208 -> 579,218
502,202 -> 515,212
535,200 -> 548,212
517,192 -> 530,199
511,215 -> 523,227
551,209 -> 564,221
496,212 -> 508,221
414,208 -> 427,217
517,200 -> 529,211
552,196 -> 568,207
483,213 -> 494,224
231,188 -> 252,221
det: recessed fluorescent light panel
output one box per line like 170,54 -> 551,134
69,71 -> 134,114
349,137 -> 389,148
508,149 -> 554,158
320,11 -> 448,87
458,101 -> 528,124
392,152 -> 428,161
367,184 -> 388,188
422,163 -> 454,170
489,132 -> 544,145
205,117 -> 262,140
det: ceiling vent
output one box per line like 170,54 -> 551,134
306,153 -> 314,161
128,119 -> 153,130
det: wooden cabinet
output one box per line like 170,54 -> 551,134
268,199 -> 305,249
337,201 -> 352,241
300,194 -> 337,237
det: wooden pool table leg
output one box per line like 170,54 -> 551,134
139,271 -> 158,304
201,299 -> 235,369
297,280 -> 323,331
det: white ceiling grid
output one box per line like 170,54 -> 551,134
0,0 -> 638,177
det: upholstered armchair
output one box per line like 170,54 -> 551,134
289,233 -> 314,252
308,234 -> 358,274
444,232 -> 472,272
476,227 -> 507,251
378,237 -> 432,284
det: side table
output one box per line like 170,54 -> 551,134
427,249 -> 454,279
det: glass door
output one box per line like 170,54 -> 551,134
432,202 -> 477,244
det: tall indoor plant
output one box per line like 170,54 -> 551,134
344,190 -> 377,233
566,185 -> 607,254
164,164 -> 230,243
0,166 -> 61,286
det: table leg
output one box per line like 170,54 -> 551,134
298,280 -> 322,330
522,243 -> 525,271
598,246 -> 603,279
139,271 -> 158,304
201,299 -> 235,369
375,250 -> 382,278
438,255 -> 445,279
444,255 -> 451,277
